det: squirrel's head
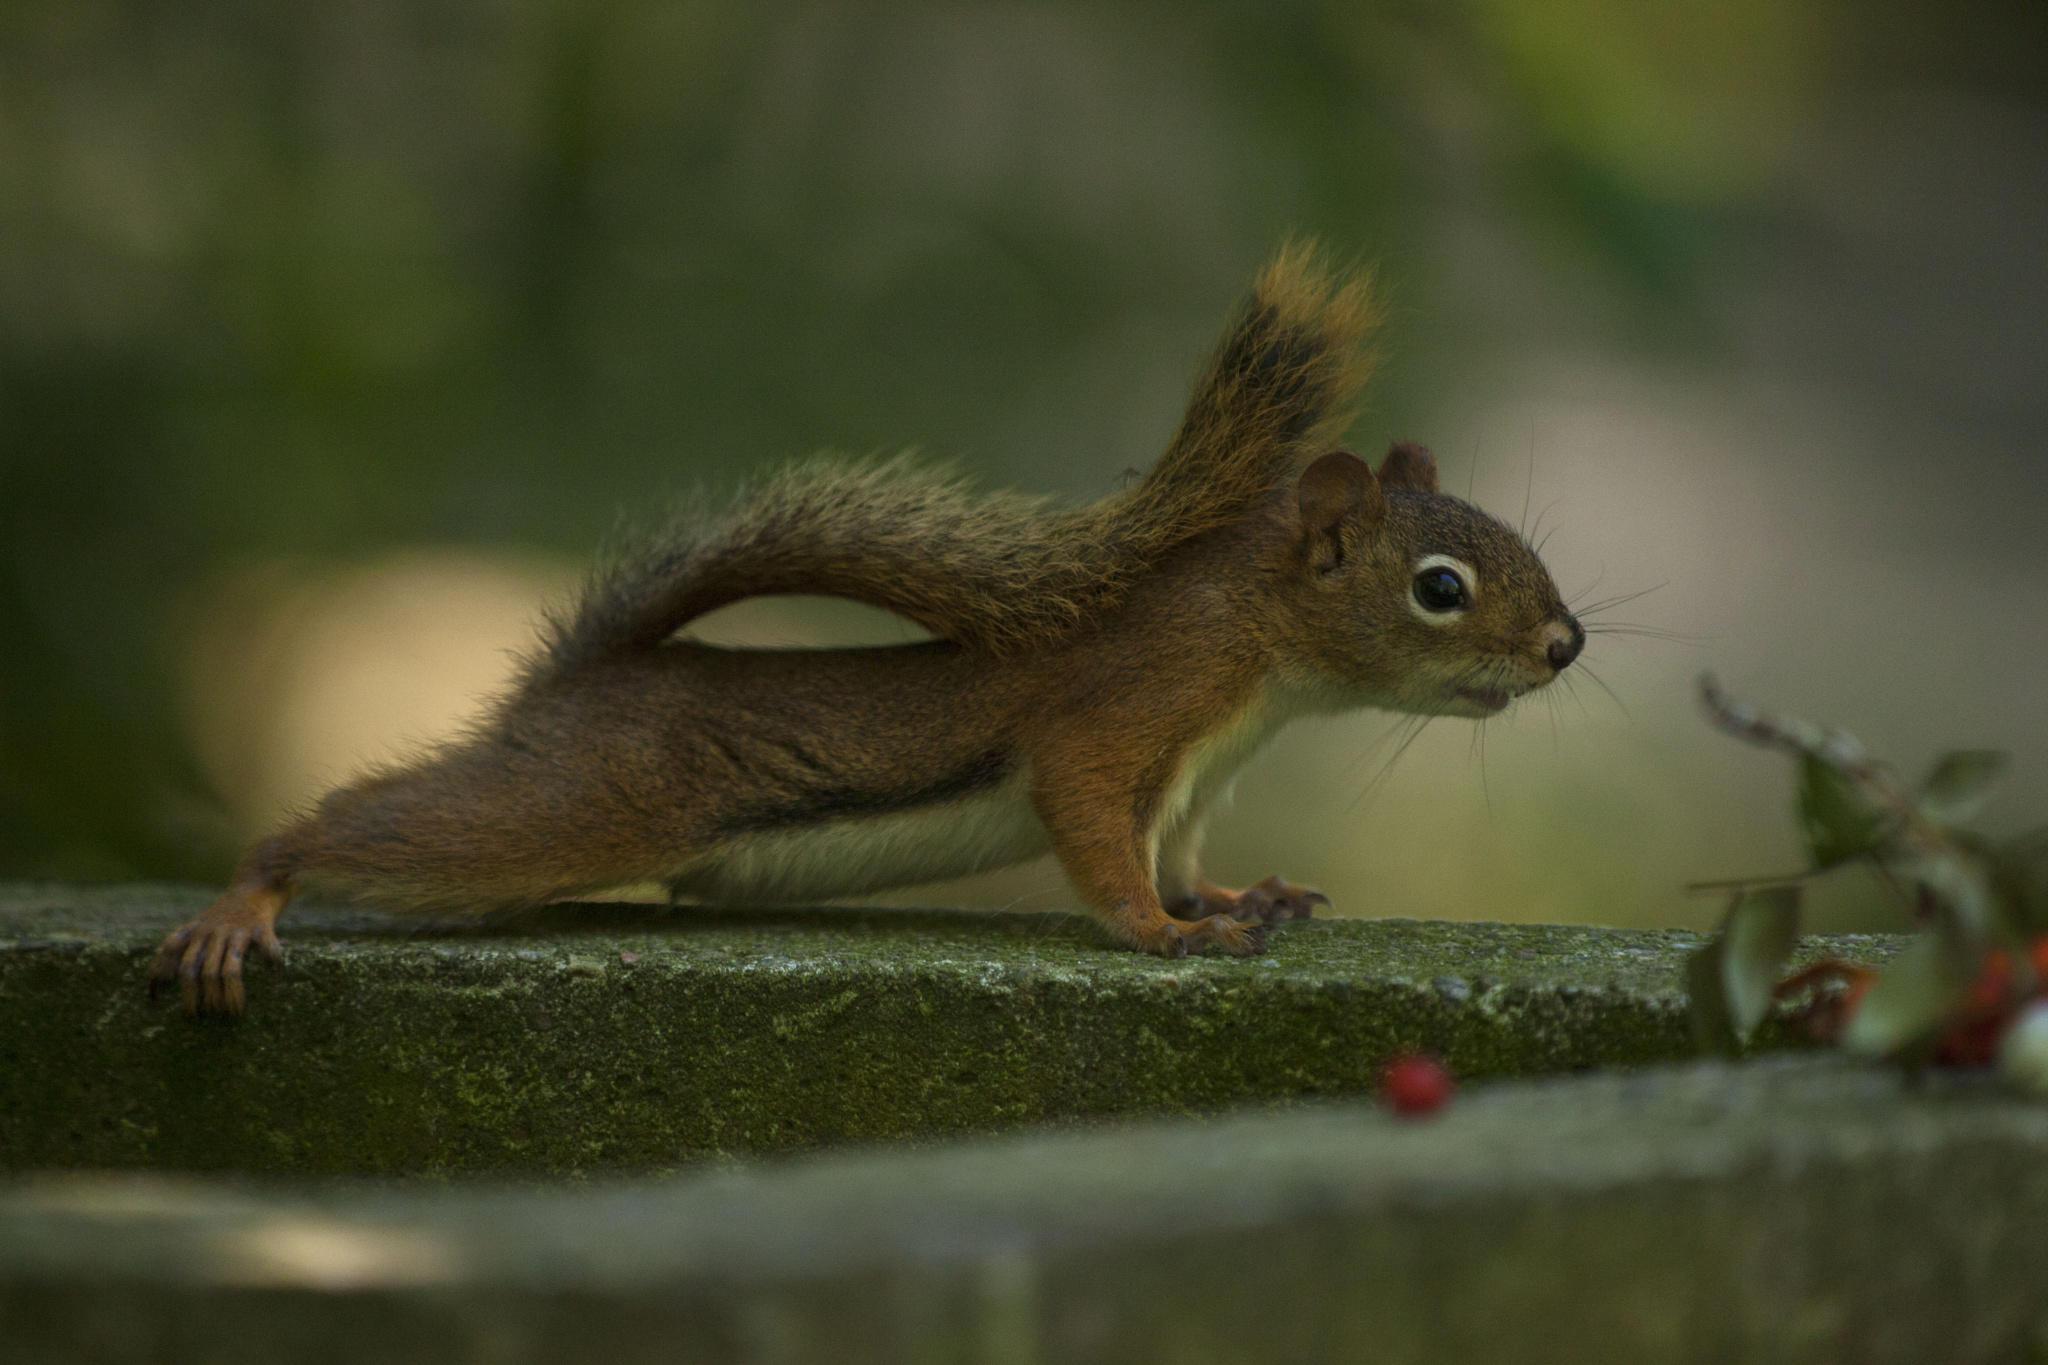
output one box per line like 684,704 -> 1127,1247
1284,442 -> 1582,719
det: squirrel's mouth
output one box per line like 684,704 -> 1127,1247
1453,685 -> 1514,714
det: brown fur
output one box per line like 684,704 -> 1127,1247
540,242 -> 1379,667
150,245 -> 1579,1017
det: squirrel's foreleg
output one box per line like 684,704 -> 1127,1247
1030,751 -> 1268,959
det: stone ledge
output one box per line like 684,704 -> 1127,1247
1,882 -> 1900,1175
4,1057 -> 2045,1364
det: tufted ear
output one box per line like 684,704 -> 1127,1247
1296,449 -> 1386,572
1377,440 -> 1439,493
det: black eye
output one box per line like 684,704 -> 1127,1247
1413,568 -> 1468,612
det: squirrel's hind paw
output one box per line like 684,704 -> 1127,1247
1171,874 -> 1327,926
148,890 -> 286,1018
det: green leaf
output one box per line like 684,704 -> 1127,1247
1723,885 -> 1802,1040
1916,750 -> 2009,827
1841,930 -> 1974,1059
1895,848 -> 2002,942
1796,755 -> 1890,869
1990,827 -> 2048,934
1687,885 -> 1802,1051
1685,938 -> 1735,1055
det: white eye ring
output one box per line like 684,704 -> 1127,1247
1408,554 -> 1478,625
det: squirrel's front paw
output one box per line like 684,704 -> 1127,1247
1181,913 -> 1269,957
1134,910 -> 1267,957
1131,918 -> 1192,959
1127,915 -> 1265,958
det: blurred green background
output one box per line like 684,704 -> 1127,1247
4,0 -> 2044,930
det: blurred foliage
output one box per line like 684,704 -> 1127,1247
0,0 -> 2040,879
1688,676 -> 2048,1085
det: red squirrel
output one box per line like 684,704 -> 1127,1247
151,244 -> 1583,1016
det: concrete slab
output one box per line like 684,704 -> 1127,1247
3,1057 -> 2043,1364
1,882 -> 1899,1174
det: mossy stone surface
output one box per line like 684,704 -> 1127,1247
0,882 -> 1901,1176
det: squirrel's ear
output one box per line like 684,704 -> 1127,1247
1297,449 -> 1386,571
1377,440 -> 1438,492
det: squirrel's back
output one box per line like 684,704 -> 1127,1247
537,243 -> 1379,677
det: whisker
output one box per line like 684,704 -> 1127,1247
1573,583 -> 1667,617
1575,664 -> 1630,718
1349,713 -> 1439,810
1519,431 -> 1536,537
1333,715 -> 1408,796
1558,671 -> 1592,719
1583,624 -> 1701,644
1339,711 -> 1430,784
1476,716 -> 1492,814
1345,715 -> 1423,808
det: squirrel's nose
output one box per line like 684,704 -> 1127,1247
1545,619 -> 1585,673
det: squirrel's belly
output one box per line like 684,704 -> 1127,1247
668,764 -> 1049,904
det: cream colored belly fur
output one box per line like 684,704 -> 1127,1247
669,682 -> 1324,907
668,765 -> 1053,904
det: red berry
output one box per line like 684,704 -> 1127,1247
1934,1013 -> 2007,1068
1964,949 -> 2014,1014
1381,1051 -> 1454,1116
1933,944 -> 2046,1068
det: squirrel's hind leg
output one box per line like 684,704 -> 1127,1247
152,736 -> 693,1017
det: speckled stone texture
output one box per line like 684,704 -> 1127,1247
1,882 -> 1901,1175
4,1057 -> 2046,1364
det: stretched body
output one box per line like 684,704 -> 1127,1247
152,246 -> 1583,1014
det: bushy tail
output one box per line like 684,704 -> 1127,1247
540,454 -> 1089,667
538,243 -> 1379,673
1116,242 -> 1380,555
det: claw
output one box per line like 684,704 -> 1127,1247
200,932 -> 231,1014
221,931 -> 249,1017
1149,920 -> 1190,959
1216,875 -> 1329,925
177,934 -> 206,1016
1184,912 -> 1270,957
146,926 -> 192,1003
146,884 -> 287,1019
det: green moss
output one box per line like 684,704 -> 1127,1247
0,882 -> 1903,1176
